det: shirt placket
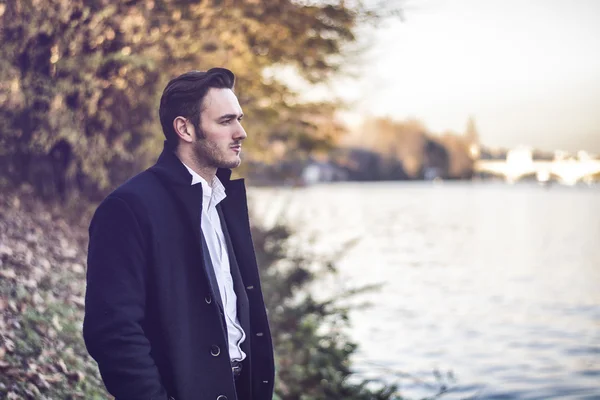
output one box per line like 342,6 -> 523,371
205,189 -> 245,358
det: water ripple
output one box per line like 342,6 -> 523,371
250,182 -> 600,399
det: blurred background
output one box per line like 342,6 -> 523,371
0,0 -> 599,399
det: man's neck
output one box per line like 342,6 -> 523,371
175,150 -> 216,183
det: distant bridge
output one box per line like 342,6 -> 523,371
474,159 -> 600,185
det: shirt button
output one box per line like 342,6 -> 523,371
210,345 -> 221,357
205,295 -> 212,304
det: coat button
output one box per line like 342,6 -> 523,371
216,396 -> 228,400
205,295 -> 212,304
210,345 -> 221,356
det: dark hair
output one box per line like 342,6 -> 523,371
159,68 -> 235,148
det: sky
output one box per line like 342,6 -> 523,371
313,0 -> 600,153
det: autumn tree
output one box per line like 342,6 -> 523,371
0,0 -> 400,197
357,117 -> 428,178
439,131 -> 474,179
350,116 -> 476,180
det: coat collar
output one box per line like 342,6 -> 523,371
148,141 -> 247,237
149,140 -> 247,221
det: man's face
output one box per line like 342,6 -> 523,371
191,88 -> 247,169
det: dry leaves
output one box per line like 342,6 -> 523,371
0,191 -> 109,398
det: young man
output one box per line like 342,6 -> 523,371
83,68 -> 275,400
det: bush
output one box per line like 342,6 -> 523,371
252,223 -> 399,400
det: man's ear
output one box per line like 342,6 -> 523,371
173,117 -> 193,144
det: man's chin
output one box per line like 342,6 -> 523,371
219,157 -> 241,170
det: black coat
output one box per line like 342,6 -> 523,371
83,145 -> 275,400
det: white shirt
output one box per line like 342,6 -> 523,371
182,163 -> 246,362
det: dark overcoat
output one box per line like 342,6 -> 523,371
83,145 -> 275,400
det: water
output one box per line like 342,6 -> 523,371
248,181 -> 600,399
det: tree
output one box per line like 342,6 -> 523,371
0,0 -> 401,198
357,117 -> 428,179
439,132 -> 474,179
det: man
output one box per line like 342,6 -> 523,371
83,68 -> 275,400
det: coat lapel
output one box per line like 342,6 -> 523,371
217,206 -> 250,337
217,188 -> 255,394
217,174 -> 258,288
200,231 -> 225,311
149,143 -> 224,312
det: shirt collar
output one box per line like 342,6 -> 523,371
181,162 -> 227,207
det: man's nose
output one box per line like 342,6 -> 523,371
235,123 -> 247,140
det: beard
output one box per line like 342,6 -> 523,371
191,135 -> 241,170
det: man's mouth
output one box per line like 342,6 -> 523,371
231,145 -> 241,153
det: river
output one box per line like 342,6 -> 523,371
248,181 -> 600,400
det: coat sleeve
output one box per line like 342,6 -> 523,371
83,195 -> 168,400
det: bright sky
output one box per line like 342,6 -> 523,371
328,0 -> 600,153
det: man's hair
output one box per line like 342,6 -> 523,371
159,68 -> 235,148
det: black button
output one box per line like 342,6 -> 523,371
216,396 -> 228,400
205,295 -> 212,304
210,345 -> 220,356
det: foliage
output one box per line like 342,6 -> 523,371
0,0 -> 398,196
0,191 -> 108,399
438,132 -> 474,179
352,117 -> 475,179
